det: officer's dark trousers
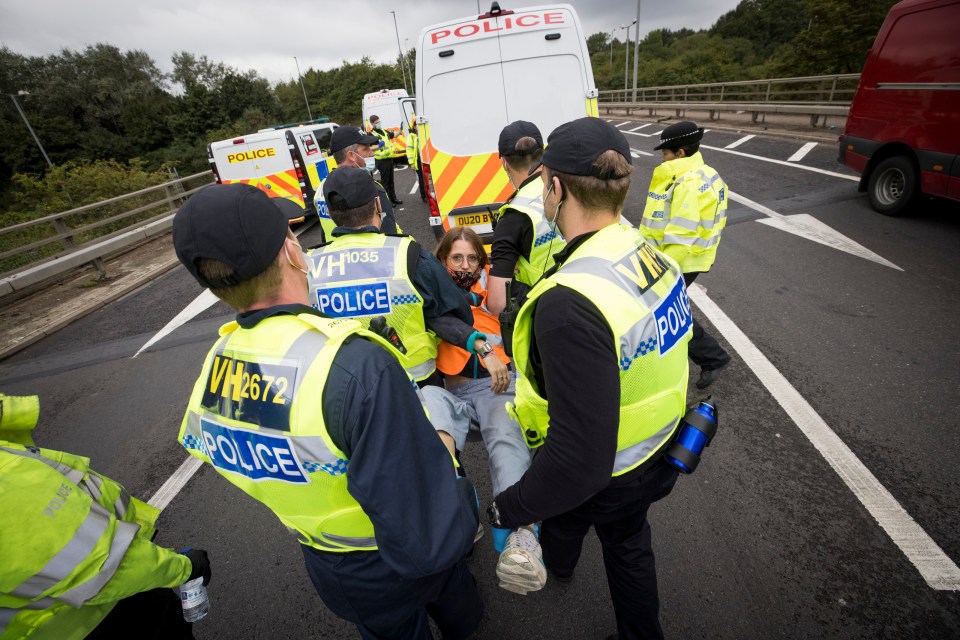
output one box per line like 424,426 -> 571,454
416,164 -> 427,199
540,462 -> 678,640
87,588 -> 194,639
683,272 -> 731,370
376,157 -> 397,202
301,545 -> 483,640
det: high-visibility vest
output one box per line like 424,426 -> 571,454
507,223 -> 692,476
1,425 -> 190,639
497,176 -> 565,287
371,128 -> 393,160
639,152 -> 728,274
306,234 -> 438,381
436,268 -> 509,375
180,312 -> 433,552
406,131 -> 419,169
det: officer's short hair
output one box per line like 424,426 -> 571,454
503,137 -> 543,173
329,200 -> 378,229
544,150 -> 632,214
333,143 -> 359,165
197,253 -> 284,310
667,141 -> 700,157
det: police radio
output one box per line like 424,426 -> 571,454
498,281 -> 519,358
369,316 -> 406,354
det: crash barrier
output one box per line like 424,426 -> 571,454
0,171 -> 213,300
599,73 -> 859,127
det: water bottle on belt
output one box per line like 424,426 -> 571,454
664,397 -> 718,474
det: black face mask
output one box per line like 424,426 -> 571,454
448,267 -> 481,289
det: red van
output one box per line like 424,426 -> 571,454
838,0 -> 960,215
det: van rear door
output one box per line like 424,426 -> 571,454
211,133 -> 303,206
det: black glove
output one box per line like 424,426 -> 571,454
185,549 -> 211,586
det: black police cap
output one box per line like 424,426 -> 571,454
322,166 -> 379,211
330,126 -> 378,153
531,117 -> 632,179
173,183 -> 289,289
653,121 -> 704,150
498,120 -> 543,157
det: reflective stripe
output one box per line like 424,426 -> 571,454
640,216 -> 669,230
666,216 -> 700,232
324,533 -> 377,548
9,502 -> 111,599
405,358 -> 437,381
114,488 -> 131,519
612,416 -> 678,474
81,474 -> 103,502
0,446 -> 85,485
662,233 -> 721,249
57,519 -> 140,607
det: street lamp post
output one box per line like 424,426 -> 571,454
621,20 -> 636,97
390,11 -> 411,94
7,91 -> 52,168
632,0 -> 642,102
293,56 -> 313,121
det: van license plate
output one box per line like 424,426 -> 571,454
452,213 -> 490,227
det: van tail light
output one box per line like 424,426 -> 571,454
211,165 -> 222,183
421,163 -> 442,220
290,149 -> 309,204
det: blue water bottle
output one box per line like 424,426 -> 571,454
664,397 -> 718,474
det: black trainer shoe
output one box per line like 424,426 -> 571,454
696,359 -> 731,389
391,199 -> 403,205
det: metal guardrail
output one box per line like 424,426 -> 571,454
599,74 -> 860,127
0,171 -> 213,299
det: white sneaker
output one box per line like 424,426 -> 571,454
496,527 -> 547,595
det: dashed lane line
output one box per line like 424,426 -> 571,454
725,134 -> 756,149
689,283 -> 960,591
628,123 -> 652,132
788,141 -> 818,162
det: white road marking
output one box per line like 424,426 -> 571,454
630,148 -> 653,157
623,129 -> 661,139
148,456 -> 204,511
132,289 -> 220,358
688,283 -> 960,591
788,141 -> 818,162
614,121 -> 632,128
725,134 -> 756,149
628,123 -> 652,132
410,181 -> 419,194
729,191 -> 902,270
702,144 -> 858,181
395,165 -> 408,171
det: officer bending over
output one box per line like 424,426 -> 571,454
488,118 -> 693,640
172,184 -> 482,639
0,393 -> 211,640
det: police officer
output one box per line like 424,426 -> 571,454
172,183 -> 482,639
640,121 -> 732,388
369,114 -> 401,205
406,119 -> 427,201
314,126 -> 400,242
308,166 -> 491,387
487,120 -> 565,315
0,393 -> 211,640
486,118 -> 692,640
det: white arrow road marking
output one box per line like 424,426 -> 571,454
730,191 -> 902,270
628,123 -> 652,132
624,129 -> 661,139
614,121 -> 632,128
726,134 -> 755,149
689,283 -> 960,591
630,148 -> 653,158
132,289 -> 220,358
410,181 -> 419,194
788,141 -> 818,162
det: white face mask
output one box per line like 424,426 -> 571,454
363,156 -> 377,173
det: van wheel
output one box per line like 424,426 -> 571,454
867,156 -> 918,216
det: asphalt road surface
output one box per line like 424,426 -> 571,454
2,122 -> 958,639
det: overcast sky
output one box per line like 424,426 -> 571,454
1,0 -> 742,85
